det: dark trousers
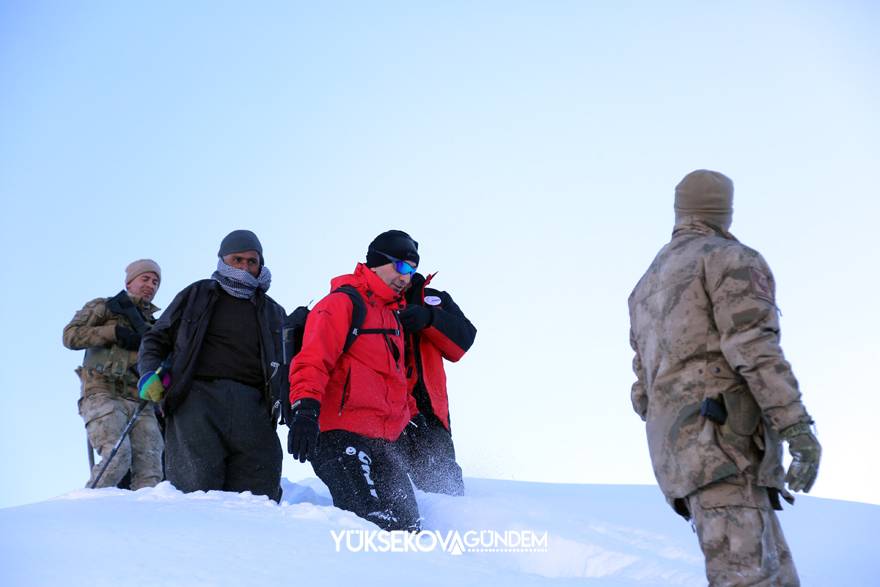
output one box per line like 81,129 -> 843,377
400,414 -> 465,496
165,379 -> 282,501
312,430 -> 421,531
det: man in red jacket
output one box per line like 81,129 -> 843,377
288,230 -> 421,531
399,272 -> 476,495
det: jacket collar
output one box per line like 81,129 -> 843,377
126,293 -> 161,316
331,263 -> 403,306
672,217 -> 738,242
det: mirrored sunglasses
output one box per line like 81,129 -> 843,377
374,251 -> 417,276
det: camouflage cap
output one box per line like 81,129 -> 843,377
125,259 -> 161,285
674,170 -> 734,230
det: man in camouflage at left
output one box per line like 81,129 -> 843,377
63,259 -> 164,489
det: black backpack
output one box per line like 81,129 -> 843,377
279,285 -> 400,422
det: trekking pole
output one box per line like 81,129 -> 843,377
89,400 -> 148,489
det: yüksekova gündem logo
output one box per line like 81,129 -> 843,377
330,529 -> 549,555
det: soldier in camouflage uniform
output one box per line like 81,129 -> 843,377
63,259 -> 164,489
628,170 -> 822,587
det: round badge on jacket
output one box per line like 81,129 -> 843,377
424,295 -> 442,306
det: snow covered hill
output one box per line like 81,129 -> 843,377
0,478 -> 876,586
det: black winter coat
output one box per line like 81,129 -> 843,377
138,279 -> 288,416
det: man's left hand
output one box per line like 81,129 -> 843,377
781,422 -> 821,493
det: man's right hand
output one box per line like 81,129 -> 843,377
405,412 -> 429,442
288,398 -> 321,463
138,370 -> 168,402
780,421 -> 821,493
115,325 -> 142,351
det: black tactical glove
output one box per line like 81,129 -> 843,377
780,421 -> 821,493
115,325 -> 142,351
288,398 -> 320,463
399,305 -> 433,332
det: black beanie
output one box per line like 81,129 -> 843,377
218,230 -> 264,264
366,230 -> 419,268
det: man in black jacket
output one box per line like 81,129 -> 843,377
139,230 -> 286,501
399,271 -> 476,496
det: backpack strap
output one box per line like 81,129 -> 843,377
331,285 -> 400,354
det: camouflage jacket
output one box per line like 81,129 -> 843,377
63,292 -> 159,399
628,219 -> 811,501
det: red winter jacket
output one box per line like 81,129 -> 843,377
289,263 -> 409,441
405,273 -> 477,430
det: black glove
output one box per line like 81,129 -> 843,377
288,398 -> 320,463
405,412 -> 429,441
404,273 -> 426,305
115,325 -> 142,351
399,305 -> 433,332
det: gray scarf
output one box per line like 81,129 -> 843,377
211,259 -> 272,299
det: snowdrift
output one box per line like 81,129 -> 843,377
0,478 -> 876,586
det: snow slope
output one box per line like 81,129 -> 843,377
0,478 -> 876,586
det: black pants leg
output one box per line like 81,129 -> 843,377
165,380 -> 227,494
222,381 -> 282,501
312,430 -> 421,531
165,379 -> 282,501
402,415 -> 464,496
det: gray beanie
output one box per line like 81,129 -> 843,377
674,169 -> 734,231
218,230 -> 264,264
125,259 -> 161,285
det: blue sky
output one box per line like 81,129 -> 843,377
1,1 -> 878,508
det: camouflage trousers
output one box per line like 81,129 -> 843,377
78,386 -> 163,490
687,476 -> 799,587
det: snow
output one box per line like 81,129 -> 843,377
0,477 -> 876,586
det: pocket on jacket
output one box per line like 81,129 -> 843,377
345,360 -> 387,412
721,387 -> 761,437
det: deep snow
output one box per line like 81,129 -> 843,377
0,477 -> 876,586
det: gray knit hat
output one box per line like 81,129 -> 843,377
218,230 -> 264,265
125,259 -> 161,285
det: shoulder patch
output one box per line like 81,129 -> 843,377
749,267 -> 774,303
424,295 -> 442,306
